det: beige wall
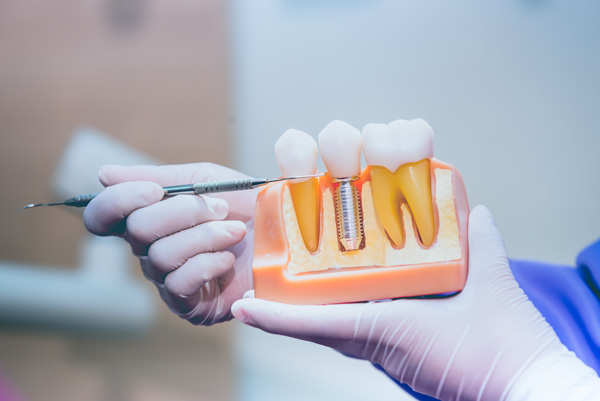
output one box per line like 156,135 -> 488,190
0,0 -> 231,267
0,2 -> 233,400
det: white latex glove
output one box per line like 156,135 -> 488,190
232,206 -> 600,400
84,163 -> 257,325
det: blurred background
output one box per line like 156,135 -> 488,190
1,0 -> 599,400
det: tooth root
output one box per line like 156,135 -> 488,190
396,158 -> 436,247
369,166 -> 405,248
289,178 -> 321,253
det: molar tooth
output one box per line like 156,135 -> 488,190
363,123 -> 405,247
363,119 -> 436,247
275,129 -> 321,253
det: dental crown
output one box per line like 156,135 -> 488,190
362,119 -> 434,171
274,129 -> 318,181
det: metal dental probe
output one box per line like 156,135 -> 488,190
21,173 -> 325,210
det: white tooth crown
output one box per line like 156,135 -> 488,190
362,119 -> 434,171
318,120 -> 362,178
274,129 -> 318,182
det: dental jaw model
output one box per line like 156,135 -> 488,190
253,119 -> 469,305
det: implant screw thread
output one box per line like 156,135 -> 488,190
333,178 -> 364,252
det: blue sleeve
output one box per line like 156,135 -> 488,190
380,238 -> 600,400
510,238 -> 600,374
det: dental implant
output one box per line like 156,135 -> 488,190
332,177 -> 364,251
318,120 -> 365,252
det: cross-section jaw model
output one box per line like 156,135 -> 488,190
253,119 -> 469,304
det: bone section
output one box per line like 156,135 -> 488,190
363,119 -> 436,247
284,168 -> 460,275
318,121 -> 364,252
274,129 -> 321,253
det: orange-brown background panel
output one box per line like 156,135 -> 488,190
0,2 -> 233,401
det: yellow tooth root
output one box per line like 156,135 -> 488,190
368,166 -> 405,248
290,178 -> 321,253
396,159 -> 436,247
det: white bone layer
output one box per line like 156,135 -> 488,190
362,119 -> 434,172
318,120 -> 362,178
274,129 -> 318,182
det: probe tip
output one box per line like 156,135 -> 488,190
20,203 -> 58,210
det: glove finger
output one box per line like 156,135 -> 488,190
124,195 -> 229,254
99,164 -> 197,187
98,163 -> 257,221
163,251 -> 235,315
145,220 -> 247,283
83,181 -> 164,236
231,298 -> 372,346
98,163 -> 246,187
466,205 -> 516,291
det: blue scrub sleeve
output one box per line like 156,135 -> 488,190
511,239 -> 600,374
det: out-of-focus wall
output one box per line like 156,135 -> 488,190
0,2 -> 233,401
230,1 -> 600,400
0,0 -> 231,268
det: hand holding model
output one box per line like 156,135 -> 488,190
82,119 -> 600,399
232,205 -> 600,400
83,163 -> 257,325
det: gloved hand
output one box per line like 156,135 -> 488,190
84,163 -> 257,325
232,206 -> 600,400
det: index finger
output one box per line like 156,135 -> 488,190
83,181 -> 164,236
231,297 -> 369,344
97,163 -> 246,187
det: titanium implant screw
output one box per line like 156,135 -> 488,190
333,178 -> 364,252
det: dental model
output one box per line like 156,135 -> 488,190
253,119 -> 469,305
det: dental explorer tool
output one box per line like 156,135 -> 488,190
21,173 -> 325,210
